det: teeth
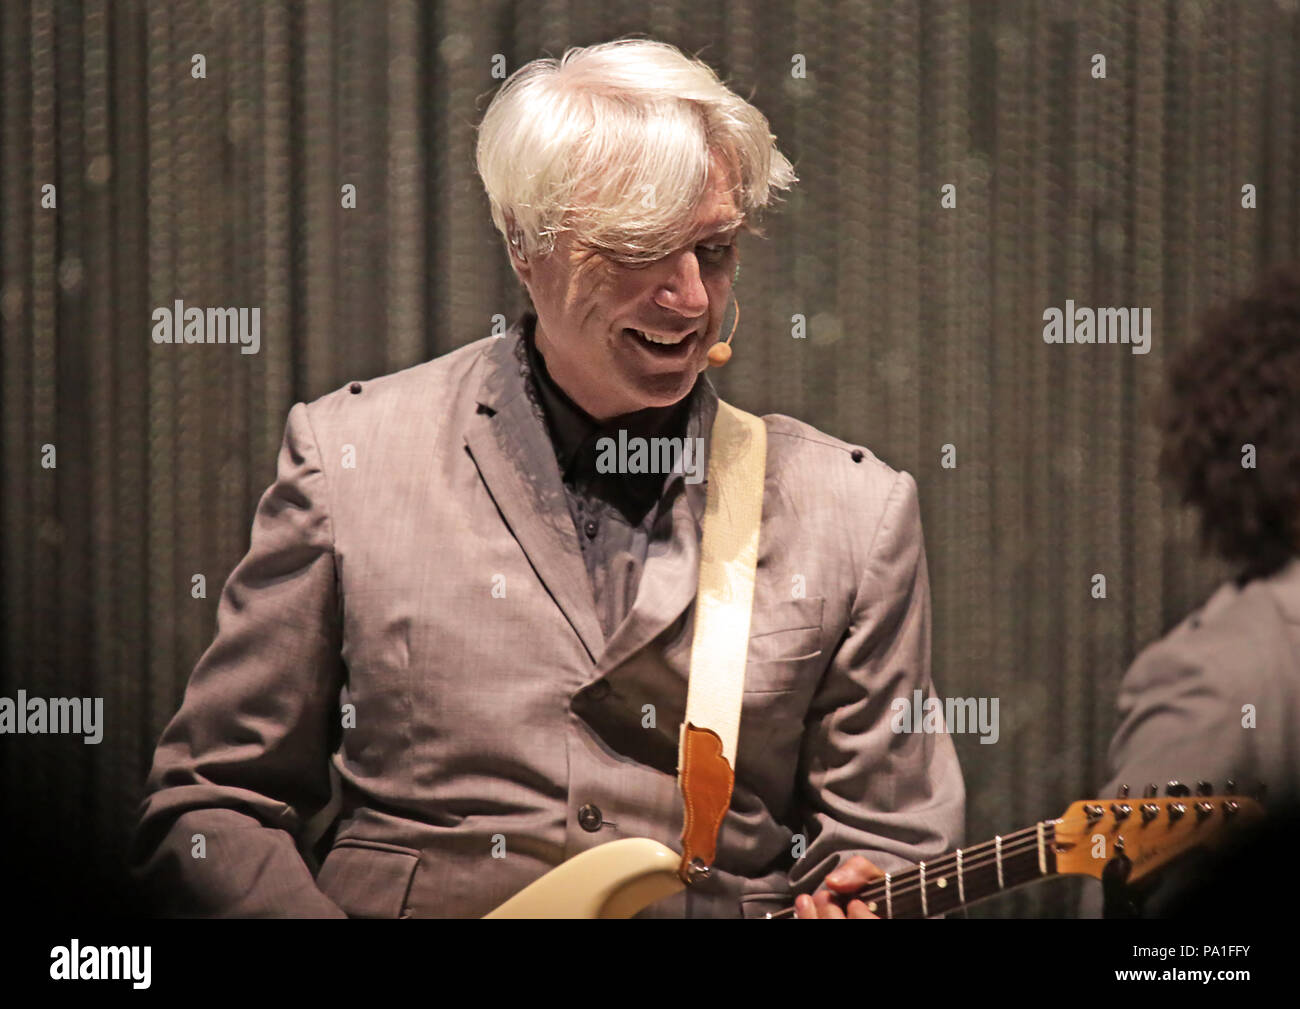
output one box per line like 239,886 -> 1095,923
632,329 -> 688,346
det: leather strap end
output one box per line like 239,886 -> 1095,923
677,723 -> 735,884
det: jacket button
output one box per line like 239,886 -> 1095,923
587,681 -> 610,701
577,803 -> 603,832
583,518 -> 598,539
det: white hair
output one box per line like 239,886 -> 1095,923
475,39 -> 797,268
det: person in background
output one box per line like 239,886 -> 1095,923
1080,263 -> 1300,917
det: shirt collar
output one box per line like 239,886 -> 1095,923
518,311 -> 700,488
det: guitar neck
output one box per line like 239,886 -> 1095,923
766,791 -> 1263,918
843,821 -> 1058,918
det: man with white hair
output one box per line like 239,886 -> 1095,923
133,38 -> 965,919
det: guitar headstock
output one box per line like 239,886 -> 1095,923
1052,780 -> 1266,883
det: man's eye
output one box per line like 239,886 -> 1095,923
696,243 -> 733,265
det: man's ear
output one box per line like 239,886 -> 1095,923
510,244 -> 531,278
506,221 -> 535,289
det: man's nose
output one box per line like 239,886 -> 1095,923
653,249 -> 710,318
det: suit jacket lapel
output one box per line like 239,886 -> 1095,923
463,327 -> 606,663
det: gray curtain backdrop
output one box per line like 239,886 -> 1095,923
3,0 -> 1296,916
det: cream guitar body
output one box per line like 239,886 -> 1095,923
483,838 -> 686,918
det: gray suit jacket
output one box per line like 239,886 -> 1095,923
132,324 -> 965,917
1079,556 -> 1300,916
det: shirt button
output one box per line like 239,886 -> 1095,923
583,518 -> 598,539
577,803 -> 603,832
588,681 -> 610,701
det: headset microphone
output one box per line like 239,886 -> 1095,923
708,263 -> 740,367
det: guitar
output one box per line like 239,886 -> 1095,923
483,783 -> 1264,918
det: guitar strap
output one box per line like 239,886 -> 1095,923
676,398 -> 767,884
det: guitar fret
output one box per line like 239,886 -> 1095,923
846,824 -> 1061,918
843,824 -> 1057,920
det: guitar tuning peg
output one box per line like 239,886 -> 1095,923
1166,780 -> 1190,798
1225,779 -> 1236,795
1143,783 -> 1158,798
1197,780 -> 1213,797
1118,784 -> 1130,799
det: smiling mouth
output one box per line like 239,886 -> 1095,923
623,327 -> 699,357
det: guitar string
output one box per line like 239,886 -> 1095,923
874,802 -> 1238,908
769,804 -> 1245,917
765,849 -> 1048,920
768,836 -> 1049,918
833,825 -> 1048,907
765,826 -> 1048,918
769,824 -> 1051,917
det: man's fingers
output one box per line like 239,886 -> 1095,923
812,888 -> 845,919
795,857 -> 890,919
795,890 -> 878,919
824,855 -> 885,893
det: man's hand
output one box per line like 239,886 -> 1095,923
794,855 -> 884,919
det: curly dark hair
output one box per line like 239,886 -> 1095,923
1159,262 -> 1300,584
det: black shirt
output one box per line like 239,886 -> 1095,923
516,312 -> 700,638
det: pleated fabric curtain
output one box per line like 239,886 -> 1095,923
1,0 -> 1296,916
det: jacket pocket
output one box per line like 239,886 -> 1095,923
744,596 -> 825,693
747,596 -> 824,659
315,839 -> 420,919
